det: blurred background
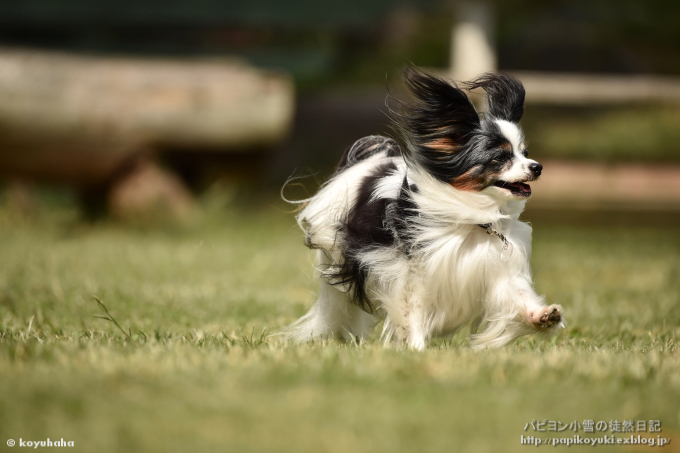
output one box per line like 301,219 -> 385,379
0,0 -> 680,222
1,3 -> 679,451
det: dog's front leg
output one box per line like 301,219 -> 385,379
526,303 -> 563,330
472,278 -> 565,348
381,271 -> 430,350
405,308 -> 428,350
514,280 -> 564,332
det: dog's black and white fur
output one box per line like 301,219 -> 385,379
283,67 -> 564,349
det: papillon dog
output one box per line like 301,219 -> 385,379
283,67 -> 564,349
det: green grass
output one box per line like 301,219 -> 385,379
0,197 -> 679,452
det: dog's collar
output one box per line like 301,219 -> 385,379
477,223 -> 513,260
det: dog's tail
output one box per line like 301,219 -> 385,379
334,135 -> 401,175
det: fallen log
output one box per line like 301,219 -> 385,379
0,47 -> 295,186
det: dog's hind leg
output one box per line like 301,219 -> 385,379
283,279 -> 377,343
341,295 -> 379,343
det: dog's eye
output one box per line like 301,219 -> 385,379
522,149 -> 529,158
493,153 -> 511,163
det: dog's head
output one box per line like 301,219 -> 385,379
395,67 -> 542,201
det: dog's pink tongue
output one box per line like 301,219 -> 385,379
510,182 -> 531,193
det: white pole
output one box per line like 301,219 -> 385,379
451,0 -> 497,82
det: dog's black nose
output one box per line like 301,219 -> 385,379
529,162 -> 543,176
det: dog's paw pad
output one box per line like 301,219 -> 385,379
529,305 -> 562,328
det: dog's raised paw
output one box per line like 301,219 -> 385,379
529,305 -> 562,328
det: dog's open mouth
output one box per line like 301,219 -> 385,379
494,180 -> 532,197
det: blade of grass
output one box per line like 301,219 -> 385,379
92,296 -> 132,340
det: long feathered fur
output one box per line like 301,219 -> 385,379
279,67 -> 564,349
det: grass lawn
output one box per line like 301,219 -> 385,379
0,196 -> 678,452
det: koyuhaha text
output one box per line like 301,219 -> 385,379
11,438 -> 74,448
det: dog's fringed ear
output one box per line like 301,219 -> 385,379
465,73 -> 525,123
394,66 -> 480,180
